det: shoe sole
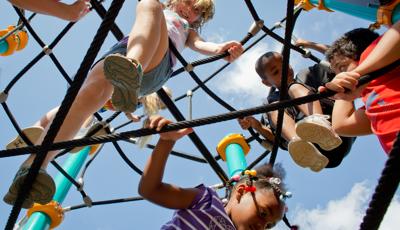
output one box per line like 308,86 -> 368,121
296,122 -> 342,151
288,140 -> 329,172
103,54 -> 140,113
6,127 -> 44,150
3,170 -> 55,209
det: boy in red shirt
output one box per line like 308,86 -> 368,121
324,21 -> 400,154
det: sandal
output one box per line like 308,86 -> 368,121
103,54 -> 143,113
3,167 -> 55,209
6,126 -> 44,150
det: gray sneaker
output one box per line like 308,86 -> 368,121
288,137 -> 329,172
295,114 -> 342,151
103,54 -> 143,113
3,167 -> 55,209
70,121 -> 108,153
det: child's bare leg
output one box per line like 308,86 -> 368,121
288,83 -> 323,116
34,107 -> 59,128
289,83 -> 342,150
126,0 -> 168,71
102,0 -> 168,112
268,110 -> 297,142
22,61 -> 113,168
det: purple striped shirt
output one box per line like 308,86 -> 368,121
161,185 -> 236,230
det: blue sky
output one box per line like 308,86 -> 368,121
1,1 -> 399,229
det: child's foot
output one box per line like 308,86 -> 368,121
70,122 -> 108,153
288,137 -> 329,172
295,114 -> 342,151
103,54 -> 143,113
3,167 -> 55,209
6,126 -> 44,149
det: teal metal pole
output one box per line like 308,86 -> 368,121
22,147 -> 91,230
0,40 -> 9,54
308,0 -> 400,23
225,143 -> 247,178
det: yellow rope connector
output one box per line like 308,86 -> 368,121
27,201 -> 64,229
377,0 -> 400,26
217,134 -> 250,161
317,0 -> 333,12
294,0 -> 315,11
0,25 -> 28,56
294,0 -> 334,12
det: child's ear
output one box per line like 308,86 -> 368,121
235,184 -> 246,202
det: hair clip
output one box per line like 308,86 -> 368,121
267,177 -> 281,185
244,169 -> 257,177
244,185 -> 256,193
230,174 -> 240,182
279,191 -> 292,202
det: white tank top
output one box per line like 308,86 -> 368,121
164,8 -> 190,66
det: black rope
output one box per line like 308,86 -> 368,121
0,12 -> 35,43
246,150 -> 271,170
172,6 -> 300,101
92,0 -> 124,40
157,88 -> 229,183
170,31 -> 252,77
359,132 -> 400,230
50,160 -> 90,200
65,196 -> 144,211
269,0 -> 295,166
2,0 -> 400,228
169,39 -> 264,145
5,1 -> 126,228
2,58 -> 399,158
244,0 -> 320,63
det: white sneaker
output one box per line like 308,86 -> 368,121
70,118 -> 107,153
288,137 -> 329,172
295,114 -> 342,151
6,126 -> 44,149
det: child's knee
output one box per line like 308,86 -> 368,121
137,0 -> 163,15
288,82 -> 310,97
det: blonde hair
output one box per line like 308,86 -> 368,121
138,86 -> 173,147
164,0 -> 215,31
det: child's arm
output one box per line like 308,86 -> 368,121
186,30 -> 243,63
295,38 -> 329,54
138,116 -> 197,209
238,116 -> 275,142
332,100 -> 372,136
8,0 -> 90,22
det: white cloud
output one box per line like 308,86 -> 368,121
214,42 -> 271,108
274,182 -> 400,230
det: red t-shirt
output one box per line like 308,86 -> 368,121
360,36 -> 400,154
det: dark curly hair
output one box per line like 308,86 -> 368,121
325,28 -> 379,62
233,163 -> 287,198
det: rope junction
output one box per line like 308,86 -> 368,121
1,0 -> 399,229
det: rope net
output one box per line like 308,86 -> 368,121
0,0 -> 399,229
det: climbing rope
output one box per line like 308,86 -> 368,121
1,0 -> 400,229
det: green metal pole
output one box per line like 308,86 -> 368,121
22,147 -> 91,230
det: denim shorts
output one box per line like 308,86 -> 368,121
97,40 -> 173,97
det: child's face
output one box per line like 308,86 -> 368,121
261,53 -> 294,88
172,0 -> 201,24
230,189 -> 284,230
329,54 -> 358,74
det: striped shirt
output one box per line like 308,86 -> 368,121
161,185 -> 236,230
